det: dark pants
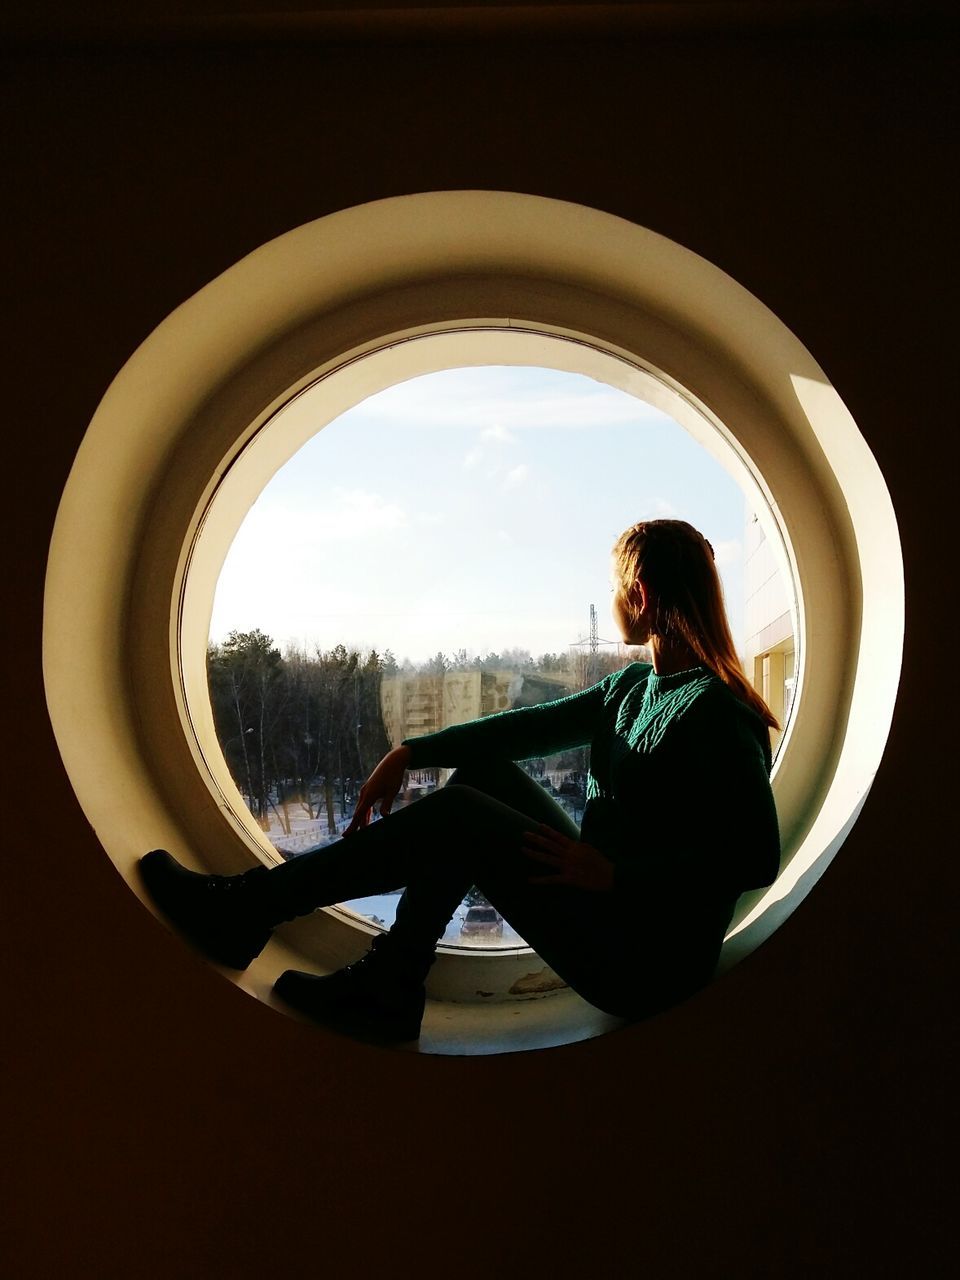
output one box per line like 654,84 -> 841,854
261,760 -> 733,1018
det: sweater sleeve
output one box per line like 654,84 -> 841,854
402,675 -> 611,768
611,695 -> 781,897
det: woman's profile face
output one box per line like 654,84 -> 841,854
611,565 -> 648,646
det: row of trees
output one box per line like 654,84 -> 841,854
207,632 -> 392,837
207,630 -> 647,840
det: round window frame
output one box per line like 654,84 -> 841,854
184,326 -> 799,951
43,192 -> 903,1054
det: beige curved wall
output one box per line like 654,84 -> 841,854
45,206 -> 901,1019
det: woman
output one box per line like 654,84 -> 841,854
140,519 -> 781,1041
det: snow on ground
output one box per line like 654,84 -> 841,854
341,892 -> 528,948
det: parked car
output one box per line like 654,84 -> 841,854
558,775 -> 585,797
460,904 -> 504,939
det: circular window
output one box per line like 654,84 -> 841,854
43,193 -> 903,1053
200,350 -> 798,952
199,354 -> 797,960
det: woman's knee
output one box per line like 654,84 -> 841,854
446,763 -> 577,837
423,782 -> 498,821
428,781 -> 472,804
447,759 -> 525,791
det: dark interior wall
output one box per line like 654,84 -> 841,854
3,13 -> 955,1277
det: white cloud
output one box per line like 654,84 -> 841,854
354,369 -> 669,432
463,422 -> 517,472
502,464 -> 529,490
481,423 -> 516,444
237,487 -> 408,546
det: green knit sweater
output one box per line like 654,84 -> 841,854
403,662 -> 781,897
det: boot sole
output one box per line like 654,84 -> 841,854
273,969 -> 424,1042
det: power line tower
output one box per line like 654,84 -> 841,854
588,603 -> 599,685
570,602 -> 621,688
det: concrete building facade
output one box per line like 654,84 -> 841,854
380,668 -> 572,748
743,512 -> 797,746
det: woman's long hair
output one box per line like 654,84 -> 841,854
612,519 -> 779,730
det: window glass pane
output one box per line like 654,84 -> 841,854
208,364 -> 795,947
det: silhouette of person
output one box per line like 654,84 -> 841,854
141,520 -> 780,1041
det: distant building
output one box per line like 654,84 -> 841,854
742,512 -> 796,748
380,668 -> 571,748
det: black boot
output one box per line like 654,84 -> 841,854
273,935 -> 431,1042
139,849 -> 274,970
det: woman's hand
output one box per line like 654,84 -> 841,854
344,745 -> 413,835
523,824 -> 615,892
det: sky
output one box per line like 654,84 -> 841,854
210,366 -> 750,663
